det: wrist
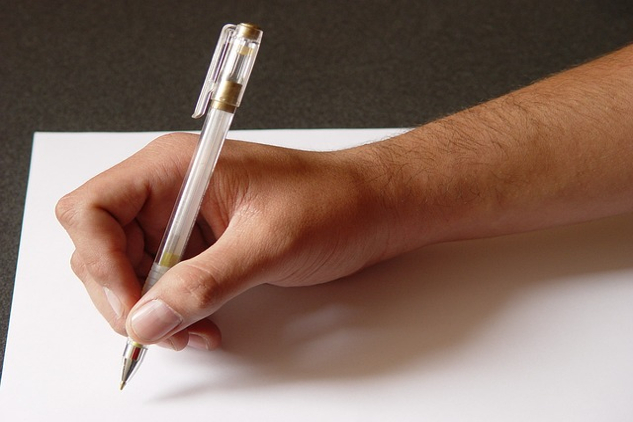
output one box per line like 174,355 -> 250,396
337,132 -> 466,261
349,126 -> 508,257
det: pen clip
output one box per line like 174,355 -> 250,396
192,24 -> 236,119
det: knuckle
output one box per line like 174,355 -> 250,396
55,193 -> 84,228
149,133 -> 198,157
81,254 -> 114,285
175,262 -> 224,312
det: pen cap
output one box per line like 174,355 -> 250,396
193,23 -> 263,116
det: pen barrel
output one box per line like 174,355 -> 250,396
120,23 -> 261,390
143,108 -> 234,293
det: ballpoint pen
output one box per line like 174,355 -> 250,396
119,23 -> 263,390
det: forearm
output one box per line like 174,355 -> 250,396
358,44 -> 633,258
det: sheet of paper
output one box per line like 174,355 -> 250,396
2,129 -> 632,421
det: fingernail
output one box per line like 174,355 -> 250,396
130,299 -> 183,343
103,287 -> 123,319
188,334 -> 211,350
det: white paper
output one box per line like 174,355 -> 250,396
1,129 -> 632,421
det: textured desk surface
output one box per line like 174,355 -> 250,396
1,0 -> 632,376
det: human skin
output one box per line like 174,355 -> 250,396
56,44 -> 633,351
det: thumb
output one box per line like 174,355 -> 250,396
125,223 -> 266,345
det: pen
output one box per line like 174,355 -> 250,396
120,23 -> 263,390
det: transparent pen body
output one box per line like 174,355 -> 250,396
120,22 -> 262,389
142,108 -> 233,294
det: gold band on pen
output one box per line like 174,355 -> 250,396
210,80 -> 242,113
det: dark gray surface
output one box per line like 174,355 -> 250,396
1,0 -> 632,378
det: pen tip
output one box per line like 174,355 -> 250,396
120,381 -> 126,391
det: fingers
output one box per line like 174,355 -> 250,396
69,251 -> 128,334
56,134 -> 199,334
57,196 -> 142,333
57,133 -> 231,351
157,319 -> 222,351
125,216 -> 270,345
186,318 -> 222,350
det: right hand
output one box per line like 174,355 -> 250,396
56,132 -> 401,350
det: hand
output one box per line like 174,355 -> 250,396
56,133 -> 394,350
